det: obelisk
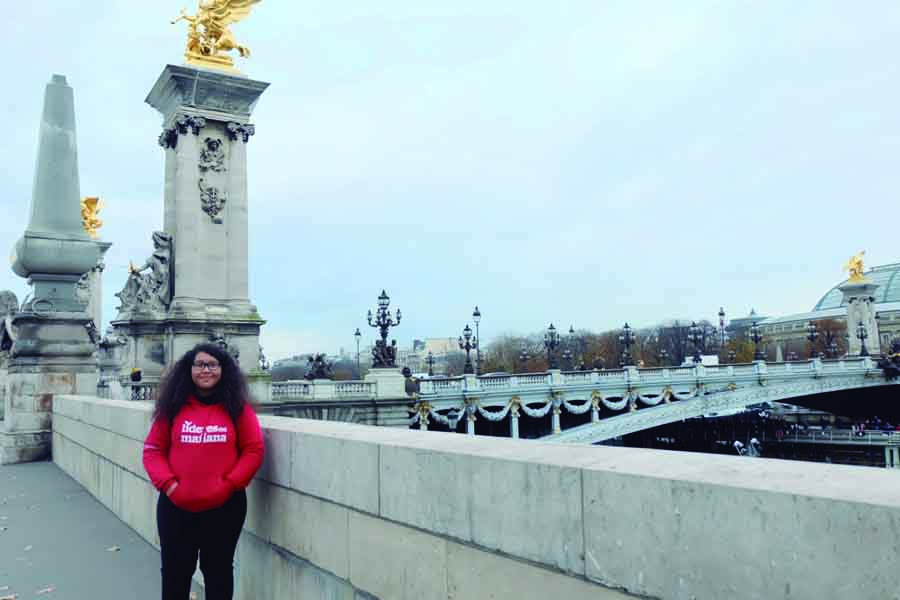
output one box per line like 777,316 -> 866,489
2,74 -> 101,464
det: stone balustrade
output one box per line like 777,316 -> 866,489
50,394 -> 900,600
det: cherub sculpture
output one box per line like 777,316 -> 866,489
80,197 -> 103,239
172,0 -> 261,71
844,251 -> 867,283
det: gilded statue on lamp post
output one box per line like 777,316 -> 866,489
172,0 -> 262,73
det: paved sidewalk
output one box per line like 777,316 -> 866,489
0,461 -> 161,599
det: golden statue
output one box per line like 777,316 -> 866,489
172,0 -> 261,73
844,251 -> 868,283
80,197 -> 103,239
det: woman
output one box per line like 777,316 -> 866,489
143,343 -> 265,599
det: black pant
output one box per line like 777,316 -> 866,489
157,489 -> 247,600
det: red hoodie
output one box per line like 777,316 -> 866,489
143,396 -> 265,513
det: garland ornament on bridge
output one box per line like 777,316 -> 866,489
367,290 -> 401,368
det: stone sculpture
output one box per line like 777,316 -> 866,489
304,354 -> 333,381
116,231 -> 173,314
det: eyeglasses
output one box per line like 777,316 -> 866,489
192,361 -> 221,372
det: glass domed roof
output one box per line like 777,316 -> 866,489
813,263 -> 900,311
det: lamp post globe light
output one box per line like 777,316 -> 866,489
544,323 -> 561,369
560,325 -> 575,371
472,306 -> 482,375
857,321 -> 870,357
750,321 -> 765,361
619,323 -> 635,367
459,324 -> 477,375
425,351 -> 435,377
367,290 -> 401,368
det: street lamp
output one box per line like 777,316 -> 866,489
518,345 -> 531,373
544,323 -> 561,369
354,327 -> 362,375
718,307 -> 727,347
657,347 -> 669,367
472,306 -> 482,375
425,351 -> 435,376
750,321 -> 765,361
619,323 -> 635,367
857,321 -> 870,357
367,290 -> 401,368
824,329 -> 838,359
561,325 -> 575,371
806,321 -> 818,360
687,321 -> 703,364
459,324 -> 477,374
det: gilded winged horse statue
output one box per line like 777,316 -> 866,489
172,0 -> 261,72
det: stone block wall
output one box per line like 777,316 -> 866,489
51,395 -> 900,600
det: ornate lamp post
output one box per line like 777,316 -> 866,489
750,321 -> 765,361
518,345 -> 531,373
459,324 -> 477,374
354,327 -> 362,375
367,290 -> 401,368
806,321 -> 818,360
857,321 -> 870,357
687,321 -> 703,364
657,347 -> 669,367
425,351 -> 435,376
718,307 -> 727,348
472,306 -> 482,375
619,323 -> 635,367
561,325 -> 575,370
544,323 -> 561,369
824,329 -> 838,359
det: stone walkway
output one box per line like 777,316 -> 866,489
0,461 -> 162,599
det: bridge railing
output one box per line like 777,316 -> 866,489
271,379 -> 377,401
762,428 -> 900,446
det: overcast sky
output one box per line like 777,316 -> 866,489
2,2 -> 899,359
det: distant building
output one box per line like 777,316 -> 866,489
758,262 -> 900,357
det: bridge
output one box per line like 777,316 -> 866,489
335,357 -> 893,443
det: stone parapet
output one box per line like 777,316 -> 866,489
51,395 -> 900,600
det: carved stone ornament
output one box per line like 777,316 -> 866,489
115,231 -> 173,315
226,122 -> 256,143
199,138 -> 227,173
175,115 -> 207,136
199,178 -> 227,224
158,128 -> 179,149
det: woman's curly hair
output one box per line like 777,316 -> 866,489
153,343 -> 250,425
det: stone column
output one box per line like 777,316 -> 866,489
2,74 -> 100,464
840,281 -> 881,356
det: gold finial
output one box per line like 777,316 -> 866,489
172,0 -> 261,73
80,196 -> 103,239
844,251 -> 868,283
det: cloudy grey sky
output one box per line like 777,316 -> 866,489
1,1 -> 899,359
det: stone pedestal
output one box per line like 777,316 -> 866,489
0,313 -> 97,464
365,368 -> 408,399
840,281 -> 881,356
112,65 -> 269,378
